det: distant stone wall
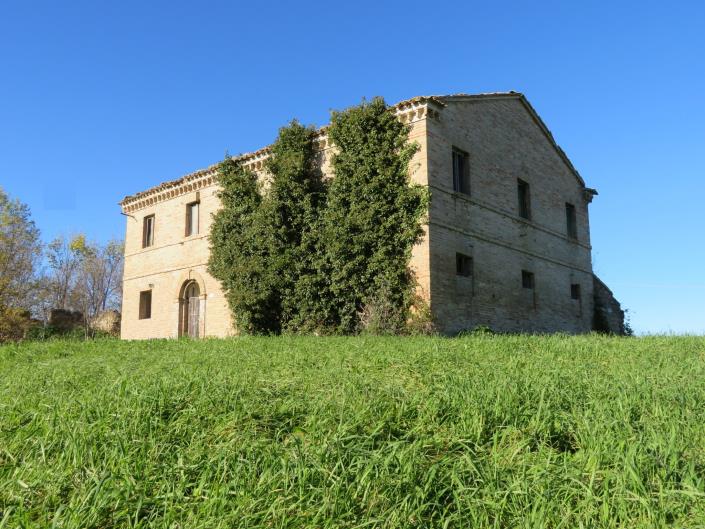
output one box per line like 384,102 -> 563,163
48,309 -> 83,332
90,310 -> 121,336
592,275 -> 625,335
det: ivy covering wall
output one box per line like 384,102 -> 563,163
209,98 -> 429,335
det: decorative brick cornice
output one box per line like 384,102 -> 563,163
119,96 -> 448,213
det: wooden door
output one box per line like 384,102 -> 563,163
188,296 -> 200,338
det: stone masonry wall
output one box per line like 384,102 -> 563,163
120,109 -> 431,339
593,274 -> 626,334
121,186 -> 233,339
121,95 -> 600,339
425,97 -> 595,333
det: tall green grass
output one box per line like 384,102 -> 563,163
1,335 -> 704,528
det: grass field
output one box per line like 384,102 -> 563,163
1,335 -> 705,528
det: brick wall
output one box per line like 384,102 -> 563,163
120,113 -> 430,339
120,95 -> 601,338
121,187 -> 233,339
425,97 -> 595,333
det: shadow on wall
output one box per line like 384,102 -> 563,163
592,275 -> 626,335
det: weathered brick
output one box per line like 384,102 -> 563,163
119,93 -> 611,338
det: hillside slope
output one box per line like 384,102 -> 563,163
1,336 -> 704,528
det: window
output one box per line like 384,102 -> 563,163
522,270 -> 535,289
571,283 -> 581,300
565,203 -> 577,239
142,215 -> 155,248
139,290 -> 152,319
517,179 -> 531,220
186,201 -> 199,236
452,148 -> 470,194
456,253 -> 473,277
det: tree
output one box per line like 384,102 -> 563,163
210,100 -> 429,335
44,234 -> 124,330
321,97 -> 428,333
73,238 -> 124,321
0,186 -> 42,310
45,235 -> 86,310
208,156 -> 277,334
209,123 -> 326,335
264,121 -> 325,332
0,187 -> 43,341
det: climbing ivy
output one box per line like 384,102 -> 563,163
264,120 -> 324,332
209,122 -> 323,334
208,156 -> 278,334
320,97 -> 428,333
209,98 -> 429,335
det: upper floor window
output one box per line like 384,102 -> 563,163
139,290 -> 152,319
517,179 -> 531,220
456,253 -> 473,277
571,283 -> 581,300
142,215 -> 155,248
522,270 -> 535,289
452,148 -> 470,195
186,201 -> 199,236
565,203 -> 577,239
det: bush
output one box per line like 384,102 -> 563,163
0,306 -> 35,343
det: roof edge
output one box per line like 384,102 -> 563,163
439,92 -> 586,188
119,95 -> 444,207
119,91 -> 589,207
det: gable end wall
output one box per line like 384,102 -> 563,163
426,97 -> 595,333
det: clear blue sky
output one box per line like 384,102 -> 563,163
1,0 -> 703,334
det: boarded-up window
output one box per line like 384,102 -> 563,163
142,215 -> 155,248
522,270 -> 535,289
456,253 -> 473,277
566,203 -> 577,239
571,283 -> 581,300
452,148 -> 470,194
186,202 -> 199,236
139,290 -> 152,319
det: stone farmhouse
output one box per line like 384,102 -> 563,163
119,92 -> 624,339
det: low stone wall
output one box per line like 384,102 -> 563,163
91,310 -> 121,336
48,309 -> 84,332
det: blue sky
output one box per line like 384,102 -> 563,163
1,0 -> 703,334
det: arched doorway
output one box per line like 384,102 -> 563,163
179,281 -> 201,338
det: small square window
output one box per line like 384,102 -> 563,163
142,215 -> 155,248
139,290 -> 152,319
522,270 -> 535,289
452,148 -> 470,195
571,283 -> 581,300
456,253 -> 473,277
517,179 -> 531,220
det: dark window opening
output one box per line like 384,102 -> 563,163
571,283 -> 581,300
566,203 -> 577,239
522,270 -> 535,289
517,179 -> 531,219
186,201 -> 200,236
456,253 -> 473,277
139,290 -> 152,319
142,215 -> 155,248
452,148 -> 470,194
